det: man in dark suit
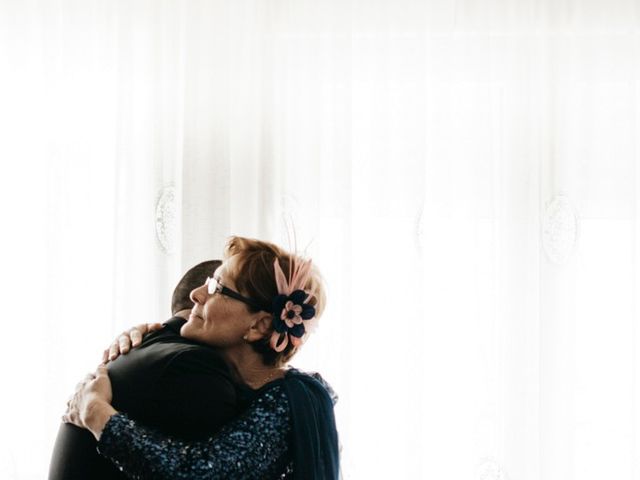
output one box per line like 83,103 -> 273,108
49,260 -> 239,479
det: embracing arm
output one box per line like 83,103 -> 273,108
105,322 -> 163,362
96,386 -> 291,480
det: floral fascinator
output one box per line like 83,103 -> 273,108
270,257 -> 317,352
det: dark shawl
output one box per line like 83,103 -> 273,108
282,369 -> 340,480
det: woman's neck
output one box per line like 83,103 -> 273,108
223,347 -> 284,389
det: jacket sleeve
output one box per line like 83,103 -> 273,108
97,385 -> 292,480
146,348 -> 238,438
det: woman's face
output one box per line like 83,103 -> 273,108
180,256 -> 256,348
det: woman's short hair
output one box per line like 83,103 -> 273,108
224,236 -> 326,367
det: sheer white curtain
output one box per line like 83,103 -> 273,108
1,0 -> 639,478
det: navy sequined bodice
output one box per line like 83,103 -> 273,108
98,384 -> 293,479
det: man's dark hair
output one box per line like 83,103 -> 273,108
171,260 -> 222,315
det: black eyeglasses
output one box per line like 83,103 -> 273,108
205,276 -> 268,312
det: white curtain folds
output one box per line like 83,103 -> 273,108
1,0 -> 639,478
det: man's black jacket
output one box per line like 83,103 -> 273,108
48,317 -> 238,480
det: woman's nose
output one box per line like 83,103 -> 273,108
190,284 -> 207,305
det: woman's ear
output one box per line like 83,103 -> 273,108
246,313 -> 273,341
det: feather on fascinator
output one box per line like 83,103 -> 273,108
270,257 -> 318,352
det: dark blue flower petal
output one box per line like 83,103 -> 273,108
290,290 -> 307,305
272,294 -> 288,313
301,305 -> 315,320
289,323 -> 305,338
273,316 -> 287,333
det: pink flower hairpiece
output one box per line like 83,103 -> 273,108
269,257 -> 317,352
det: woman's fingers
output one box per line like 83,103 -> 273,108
129,327 -> 143,347
129,322 -> 162,347
129,323 -> 151,347
64,390 -> 81,427
64,366 -> 111,429
108,340 -> 120,361
109,330 -> 133,360
92,364 -> 113,403
118,333 -> 132,354
73,372 -> 94,392
105,322 -> 164,362
148,322 -> 163,332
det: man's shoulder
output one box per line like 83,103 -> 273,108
109,318 -> 228,378
139,317 -> 218,356
152,336 -> 230,379
138,316 -> 186,345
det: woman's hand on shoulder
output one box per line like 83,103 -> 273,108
103,322 -> 163,363
63,365 -> 118,440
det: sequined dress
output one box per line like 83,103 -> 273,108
97,368 -> 340,479
98,382 -> 294,479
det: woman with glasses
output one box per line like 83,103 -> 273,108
64,236 -> 340,480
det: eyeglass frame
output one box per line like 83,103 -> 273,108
205,276 -> 269,312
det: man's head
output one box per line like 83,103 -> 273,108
171,260 -> 223,316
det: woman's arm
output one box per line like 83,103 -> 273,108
98,386 -> 291,480
65,367 -> 292,479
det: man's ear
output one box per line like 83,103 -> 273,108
246,313 -> 273,341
